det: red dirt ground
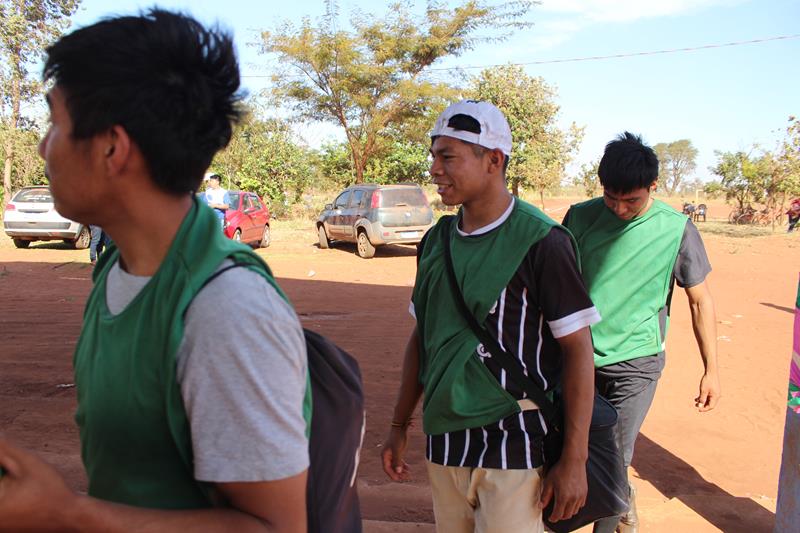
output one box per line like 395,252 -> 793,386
1,197 -> 798,531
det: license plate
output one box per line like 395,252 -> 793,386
399,231 -> 418,238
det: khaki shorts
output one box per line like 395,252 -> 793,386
425,461 -> 544,533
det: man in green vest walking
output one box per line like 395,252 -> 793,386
0,10 -> 309,532
563,132 -> 721,533
381,100 -> 600,532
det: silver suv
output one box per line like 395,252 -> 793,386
316,184 -> 434,258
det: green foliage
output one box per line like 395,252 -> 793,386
260,0 -> 535,184
317,138 -> 430,186
0,124 -> 45,189
469,64 -> 583,205
1,0 -> 81,204
703,180 -> 724,199
316,141 -> 355,186
710,126 -> 800,228
366,139 -> 430,185
653,139 -> 698,196
778,115 -> 800,199
710,151 -> 761,211
210,101 -> 314,206
572,158 -> 600,198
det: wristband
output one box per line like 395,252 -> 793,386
391,418 -> 412,428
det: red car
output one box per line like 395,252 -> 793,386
222,190 -> 271,247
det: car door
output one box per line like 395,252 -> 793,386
328,190 -> 351,239
242,194 -> 261,242
247,193 -> 269,237
342,189 -> 365,240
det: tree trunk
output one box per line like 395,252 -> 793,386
3,143 -> 13,208
4,35 -> 22,207
511,179 -> 519,197
539,190 -> 545,210
354,158 -> 364,184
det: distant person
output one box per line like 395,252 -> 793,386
382,100 -> 598,531
0,9 -> 310,532
203,172 -> 230,228
563,132 -> 721,533
787,198 -> 800,233
775,273 -> 800,531
88,225 -> 110,265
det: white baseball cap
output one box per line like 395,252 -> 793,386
430,100 -> 512,156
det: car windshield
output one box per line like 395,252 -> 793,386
13,188 -> 52,203
228,192 -> 240,209
380,188 -> 428,207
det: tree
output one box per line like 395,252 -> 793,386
1,0 -> 80,206
366,139 -> 430,185
653,139 -> 698,196
317,137 -> 430,186
260,0 -> 534,184
777,115 -> 800,209
316,141 -> 355,187
211,102 -> 315,208
469,64 -> 583,206
573,159 -> 600,198
710,151 -> 760,212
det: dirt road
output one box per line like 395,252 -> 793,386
1,199 -> 798,531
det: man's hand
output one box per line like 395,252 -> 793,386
695,371 -> 721,412
381,426 -> 412,482
538,456 -> 587,523
0,438 -> 76,531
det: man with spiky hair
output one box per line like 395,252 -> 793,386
0,10 -> 308,532
563,132 -> 721,533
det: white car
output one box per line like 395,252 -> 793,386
3,186 -> 90,249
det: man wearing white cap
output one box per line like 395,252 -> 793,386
382,100 -> 599,531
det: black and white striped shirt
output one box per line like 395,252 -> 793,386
421,217 -> 600,470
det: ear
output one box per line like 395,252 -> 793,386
102,125 -> 132,175
650,180 -> 659,192
486,148 -> 505,175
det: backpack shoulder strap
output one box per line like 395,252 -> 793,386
441,217 -> 557,422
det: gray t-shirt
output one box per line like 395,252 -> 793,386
596,220 -> 711,379
105,259 -> 309,483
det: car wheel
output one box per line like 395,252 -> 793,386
318,225 -> 330,249
72,226 -> 91,250
233,229 -> 242,242
12,238 -> 30,249
357,230 -> 375,259
259,225 -> 271,248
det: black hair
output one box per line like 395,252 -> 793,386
432,113 -> 510,173
597,131 -> 659,193
43,9 -> 244,195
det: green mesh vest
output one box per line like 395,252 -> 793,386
73,197 -> 307,508
413,198 -> 575,435
564,198 -> 687,367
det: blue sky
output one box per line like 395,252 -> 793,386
69,0 -> 800,183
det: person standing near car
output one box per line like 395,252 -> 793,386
562,132 -> 721,533
381,100 -> 599,531
203,173 -> 230,229
0,9 -> 309,532
88,225 -> 110,265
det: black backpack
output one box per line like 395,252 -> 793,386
304,328 -> 365,533
198,264 -> 365,532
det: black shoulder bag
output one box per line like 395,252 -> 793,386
441,217 -> 629,532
